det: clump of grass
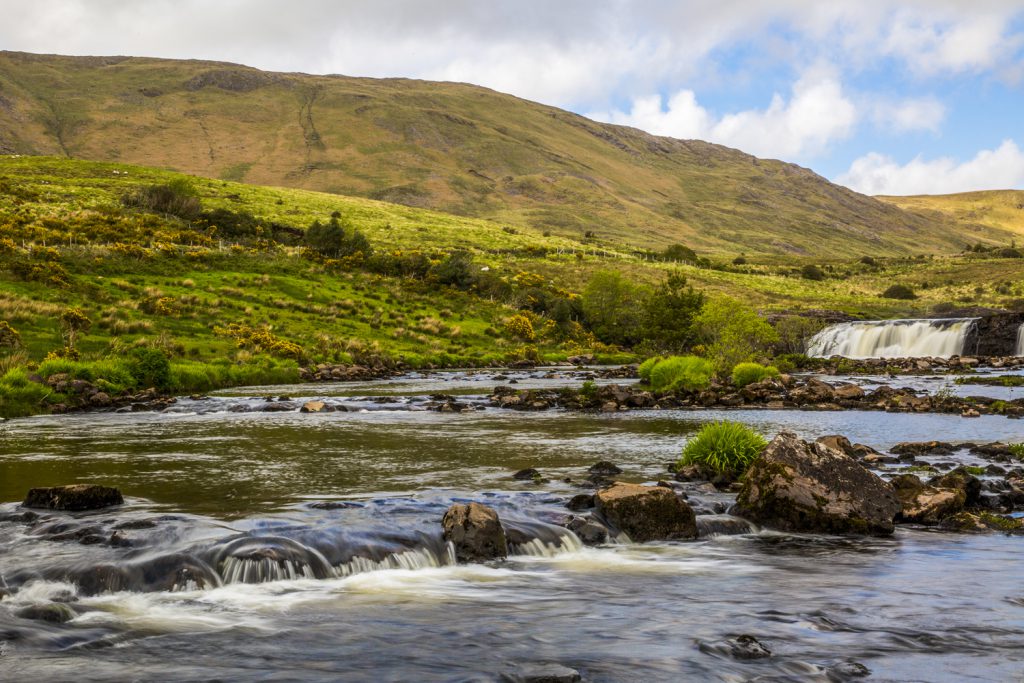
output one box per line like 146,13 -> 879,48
731,362 -> 780,388
646,356 -> 714,392
638,356 -> 663,383
678,421 -> 767,479
1009,443 -> 1024,460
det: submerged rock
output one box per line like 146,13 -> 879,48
501,663 -> 582,683
698,634 -> 772,660
588,461 -> 622,475
594,482 -> 696,542
441,502 -> 508,562
735,431 -> 900,535
23,485 -> 124,512
15,603 -> 77,624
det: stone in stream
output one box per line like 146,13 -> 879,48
587,461 -> 622,475
593,482 -> 697,542
501,663 -> 582,683
929,468 -> 982,507
300,400 -> 334,413
441,502 -> 508,562
565,493 -> 594,511
891,441 -> 956,456
513,468 -> 542,481
23,484 -> 124,512
891,474 -> 966,524
735,431 -> 900,535
15,603 -> 77,624
698,634 -> 771,660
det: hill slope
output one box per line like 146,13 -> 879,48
878,191 -> 1024,240
0,51 -> 1011,256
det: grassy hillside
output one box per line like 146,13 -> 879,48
0,51 -> 1013,257
2,155 -> 1024,416
878,191 -> 1024,239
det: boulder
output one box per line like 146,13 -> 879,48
513,468 -> 542,481
23,484 -> 124,511
735,431 -> 900,535
594,482 -> 697,542
930,468 -> 982,507
833,384 -> 865,400
891,474 -> 965,524
588,461 -> 622,475
300,400 -> 329,413
441,502 -> 508,562
891,441 -> 955,456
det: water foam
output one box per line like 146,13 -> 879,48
807,318 -> 977,359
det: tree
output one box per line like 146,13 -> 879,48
430,250 -> 476,289
694,297 -> 778,375
59,307 -> 91,351
305,215 -> 372,259
581,271 -> 647,346
663,244 -> 698,262
641,272 -> 704,352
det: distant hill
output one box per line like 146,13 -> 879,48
0,51 -> 1013,256
877,190 -> 1024,241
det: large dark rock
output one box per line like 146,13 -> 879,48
441,502 -> 508,562
594,482 -> 697,542
735,431 -> 900,535
23,485 -> 124,512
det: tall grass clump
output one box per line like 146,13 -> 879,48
731,362 -> 780,388
647,355 -> 714,392
638,356 -> 664,383
0,367 -> 56,418
169,357 -> 301,394
1009,443 -> 1024,461
678,421 -> 767,479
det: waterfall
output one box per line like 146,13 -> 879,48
1017,323 -> 1024,357
806,318 -> 978,359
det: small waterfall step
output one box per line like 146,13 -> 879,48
807,318 -> 978,359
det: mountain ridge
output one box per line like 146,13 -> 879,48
0,50 -> 1013,256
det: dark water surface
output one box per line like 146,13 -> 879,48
2,370 -> 1023,681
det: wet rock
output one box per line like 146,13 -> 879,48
696,515 -> 757,537
566,494 -> 594,511
891,441 -> 955,456
929,468 -> 982,507
565,516 -> 608,545
300,400 -> 332,413
833,384 -> 865,400
961,408 -> 981,418
441,502 -> 508,562
588,461 -> 622,475
828,661 -> 871,680
941,511 -> 1024,533
513,468 -> 542,481
88,391 -> 112,407
736,431 -> 900,535
698,634 -> 771,660
262,401 -> 297,412
501,663 -> 582,683
15,603 -> 77,623
594,482 -> 697,542
891,474 -> 965,524
23,484 -> 124,512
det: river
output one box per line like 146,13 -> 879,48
1,369 -> 1023,681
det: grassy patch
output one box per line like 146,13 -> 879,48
679,421 -> 768,479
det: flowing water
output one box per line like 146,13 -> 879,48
1017,323 -> 1024,356
807,319 -> 978,359
2,369 -> 1024,681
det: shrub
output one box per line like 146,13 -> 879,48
123,179 -> 202,219
504,314 -> 535,341
771,316 -> 826,355
732,256 -> 747,265
128,347 -> 171,390
881,284 -> 917,300
663,244 -> 698,262
731,362 -> 780,388
800,264 -> 824,281
860,256 -> 877,266
647,356 -> 714,392
582,270 -> 647,346
774,353 -> 811,373
641,272 -> 704,352
695,297 -> 779,375
0,321 -> 22,350
998,247 -> 1022,259
305,215 -> 372,259
1009,443 -> 1024,460
678,421 -> 767,479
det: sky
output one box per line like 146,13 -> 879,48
2,0 -> 1024,195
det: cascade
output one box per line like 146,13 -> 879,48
806,318 -> 978,359
1017,323 -> 1024,356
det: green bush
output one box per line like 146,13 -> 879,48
647,356 -> 714,392
638,356 -> 664,383
773,353 -> 811,373
731,362 -> 780,388
129,347 -> 171,390
800,264 -> 824,281
881,284 -> 917,300
695,297 -> 779,375
678,421 -> 767,479
1009,443 -> 1024,460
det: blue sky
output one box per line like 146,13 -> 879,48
2,0 -> 1023,195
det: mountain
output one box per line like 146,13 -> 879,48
877,191 -> 1024,241
0,51 -> 1013,256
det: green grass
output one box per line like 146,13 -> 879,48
731,362 -> 780,388
679,421 -> 768,479
646,356 -> 714,392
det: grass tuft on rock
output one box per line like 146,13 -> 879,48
679,421 -> 767,479
731,362 -> 780,388
646,356 -> 714,392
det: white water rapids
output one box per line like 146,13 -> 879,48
1017,323 -> 1024,356
806,318 -> 978,359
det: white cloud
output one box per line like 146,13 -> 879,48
590,69 -> 857,160
836,140 -> 1024,195
870,97 -> 946,133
